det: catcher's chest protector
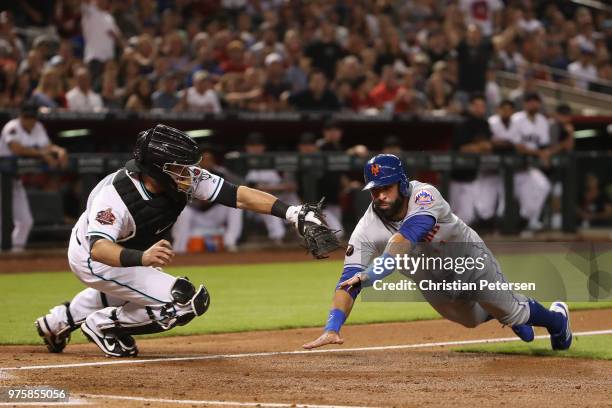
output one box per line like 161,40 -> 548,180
113,169 -> 187,250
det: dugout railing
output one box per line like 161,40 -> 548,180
0,151 -> 601,250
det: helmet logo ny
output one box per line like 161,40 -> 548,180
370,164 -> 381,176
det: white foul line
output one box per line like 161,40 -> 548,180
82,393 -> 378,408
2,329 -> 612,372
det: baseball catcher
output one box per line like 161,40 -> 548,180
36,124 -> 340,357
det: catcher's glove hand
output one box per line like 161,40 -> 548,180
297,198 -> 342,259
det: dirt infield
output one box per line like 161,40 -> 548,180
1,309 -> 611,408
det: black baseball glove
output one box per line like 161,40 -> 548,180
297,198 -> 342,259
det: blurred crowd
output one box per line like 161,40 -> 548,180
0,0 -> 611,115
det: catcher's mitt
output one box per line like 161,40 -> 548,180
298,198 -> 342,259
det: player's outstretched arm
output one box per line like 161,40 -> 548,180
234,185 -> 340,258
235,185 -> 321,225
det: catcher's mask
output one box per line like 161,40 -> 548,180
126,124 -> 202,201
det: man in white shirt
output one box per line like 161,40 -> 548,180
568,46 -> 598,90
180,70 -> 222,113
66,67 -> 104,111
81,0 -> 121,80
509,92 -> 552,230
459,0 -> 503,37
0,103 -> 68,250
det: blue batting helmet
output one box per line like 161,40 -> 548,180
362,154 -> 410,196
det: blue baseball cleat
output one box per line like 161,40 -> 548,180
511,324 -> 535,342
549,301 -> 572,350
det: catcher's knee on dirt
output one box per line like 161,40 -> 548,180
102,277 -> 210,336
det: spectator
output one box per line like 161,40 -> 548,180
0,103 -> 68,250
30,68 -> 64,109
394,68 -> 427,114
55,0 -> 82,40
459,0 -> 503,37
454,23 -> 515,100
124,77 -> 152,112
179,70 -> 222,113
152,73 -> 179,111
81,0 -> 122,83
220,40 -> 248,74
0,11 -> 25,62
305,21 -> 345,80
287,70 -> 340,111
369,65 -> 400,112
262,53 -> 291,111
351,75 -> 376,112
189,44 -> 223,81
568,45 -> 598,90
449,93 -> 493,225
251,22 -> 285,65
65,67 -> 104,111
590,62 -> 612,94
509,92 -> 552,231
425,61 -> 455,111
100,74 -> 122,110
283,30 -> 308,92
164,31 -> 190,74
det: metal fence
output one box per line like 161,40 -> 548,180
1,151 -> 602,250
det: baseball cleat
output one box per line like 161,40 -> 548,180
35,317 -> 70,353
511,324 -> 535,342
549,301 -> 572,350
81,323 -> 138,358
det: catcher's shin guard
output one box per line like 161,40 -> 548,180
101,278 -> 210,337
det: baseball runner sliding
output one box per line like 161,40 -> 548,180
303,154 -> 572,352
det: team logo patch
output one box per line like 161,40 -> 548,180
346,244 -> 354,256
414,189 -> 434,207
95,208 -> 116,225
370,164 -> 381,176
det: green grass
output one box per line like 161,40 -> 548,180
455,334 -> 612,360
1,252 -> 611,346
0,260 -> 438,345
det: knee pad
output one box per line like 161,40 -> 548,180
172,277 -> 210,317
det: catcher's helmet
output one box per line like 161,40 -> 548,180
126,124 -> 201,197
362,154 -> 410,196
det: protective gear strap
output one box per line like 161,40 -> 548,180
63,302 -> 77,330
271,199 -> 290,219
120,248 -> 144,267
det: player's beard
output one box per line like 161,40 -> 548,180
373,196 -> 405,221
